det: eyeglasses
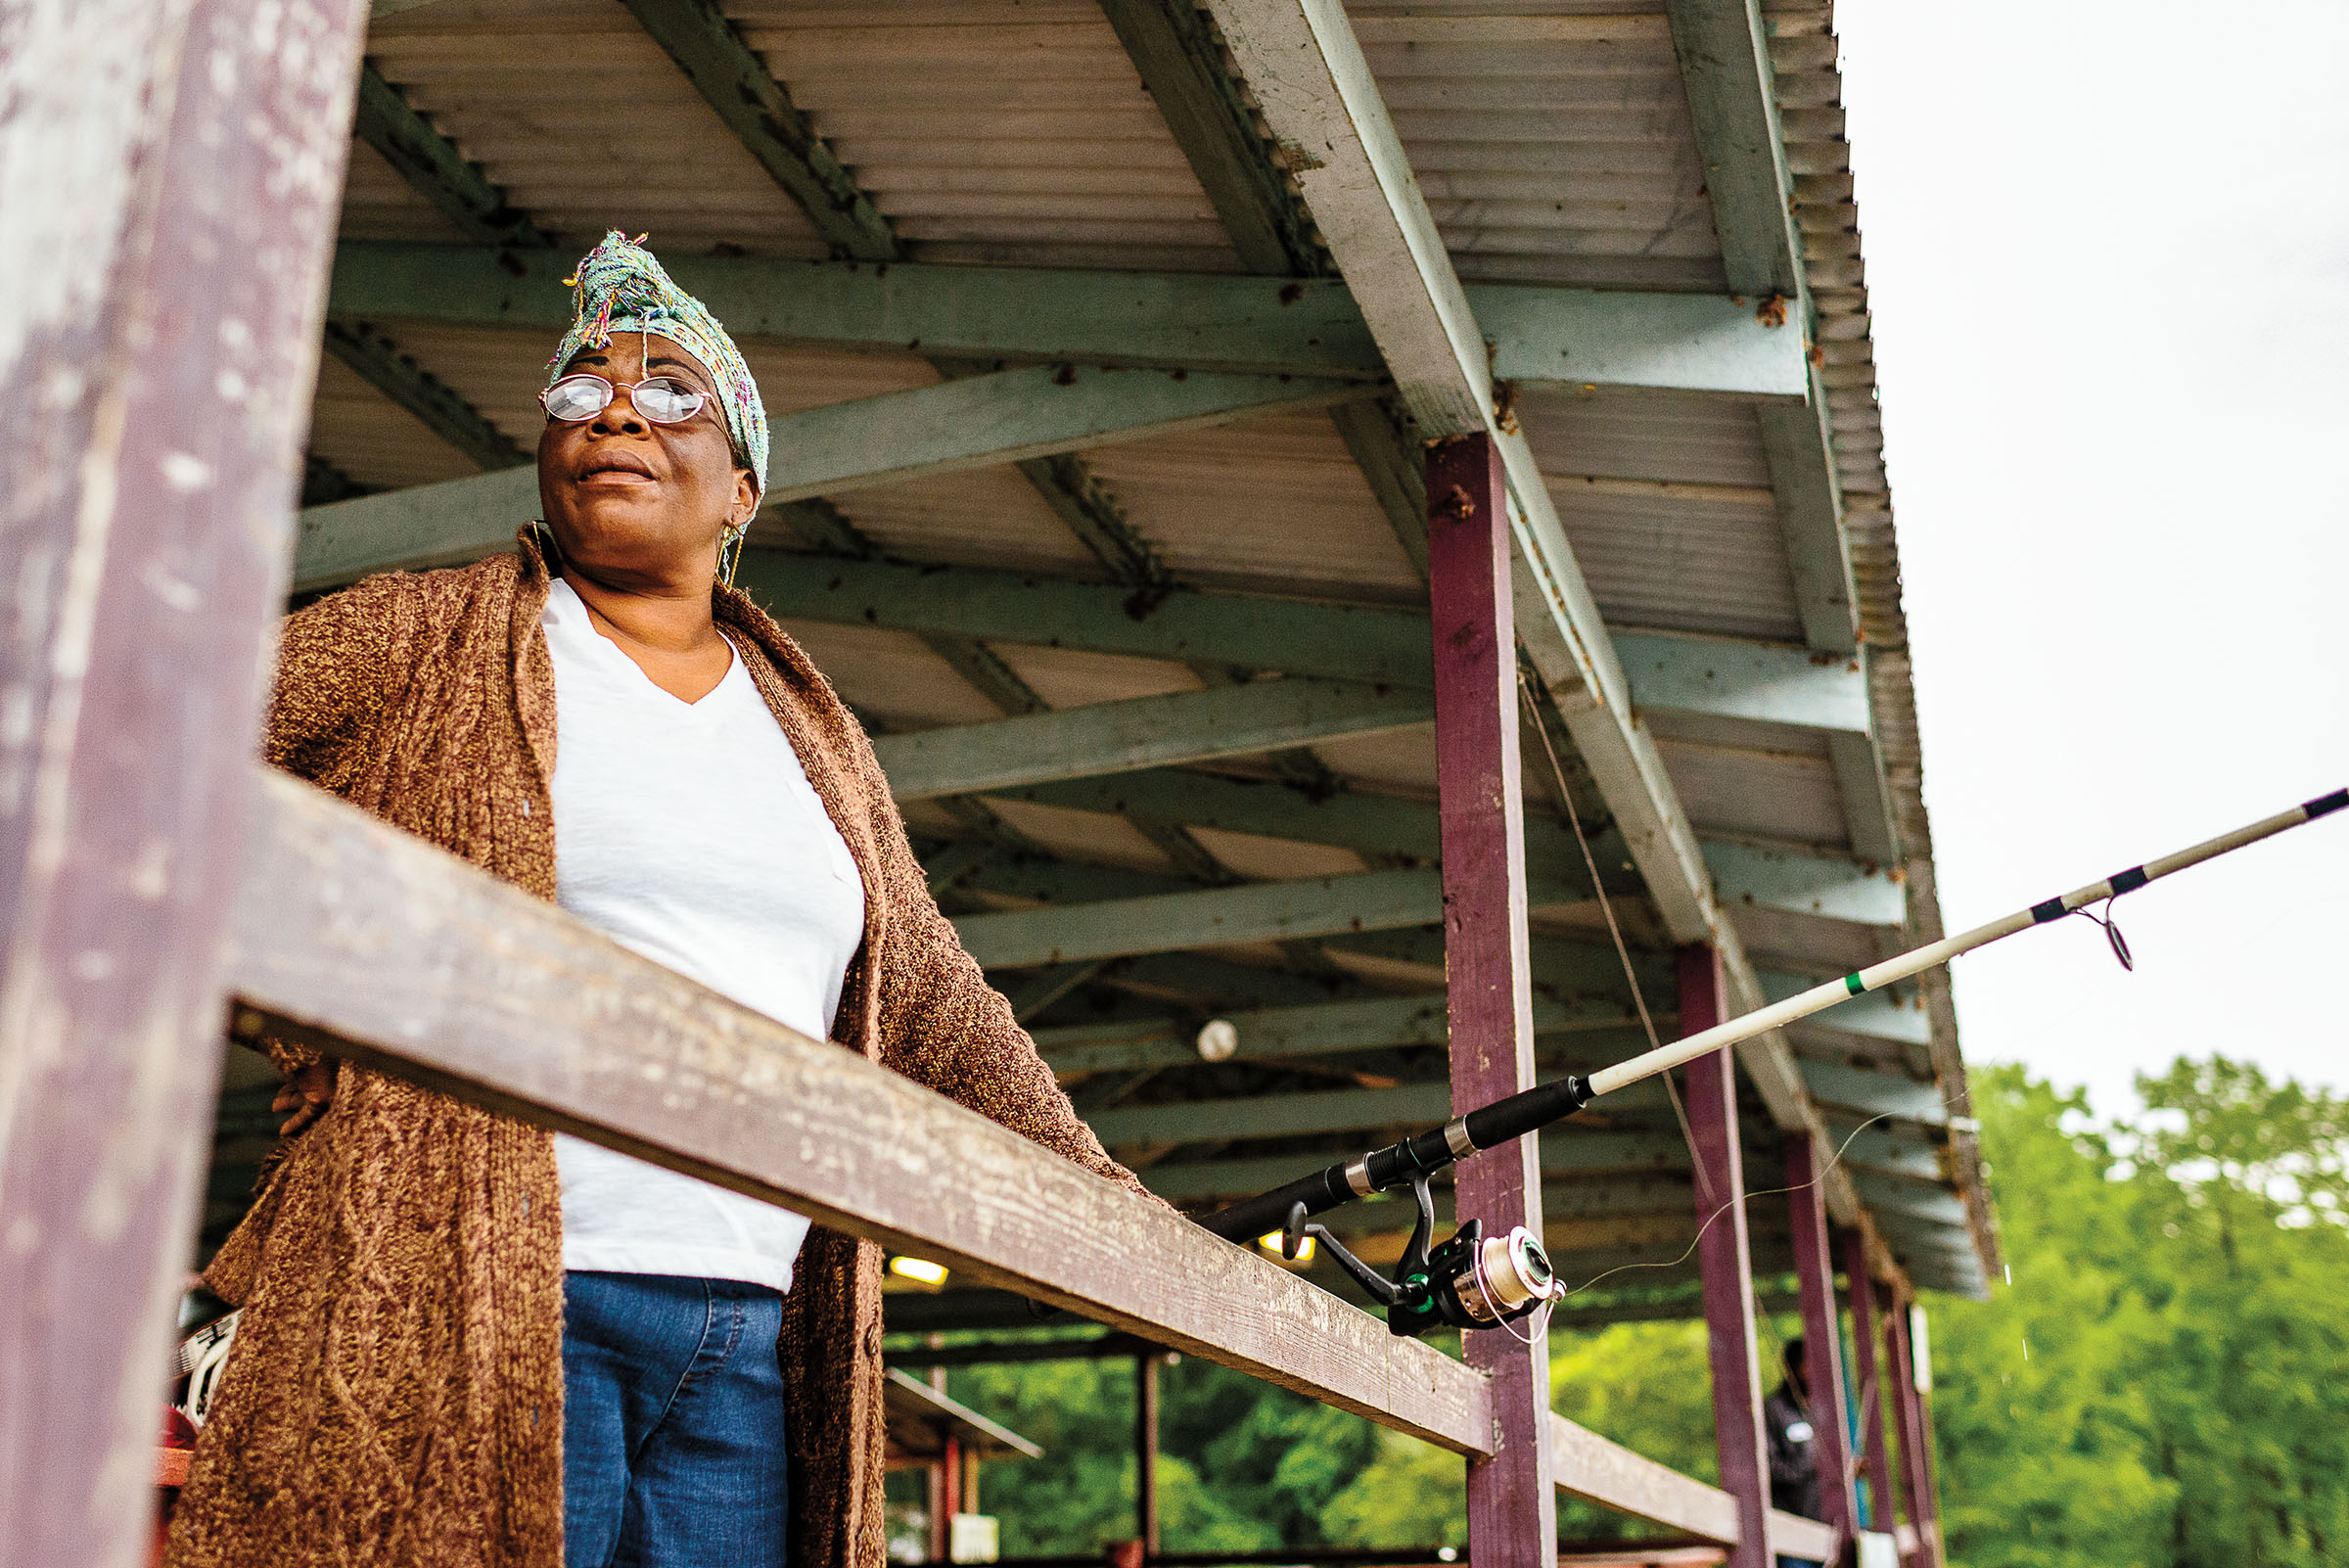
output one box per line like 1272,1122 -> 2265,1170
540,373 -> 710,426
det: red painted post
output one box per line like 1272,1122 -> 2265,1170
1888,1300 -> 1942,1567
1843,1229 -> 1897,1535
1427,432 -> 1558,1560
1786,1135 -> 1858,1544
1680,946 -> 1770,1568
0,1 -> 369,1563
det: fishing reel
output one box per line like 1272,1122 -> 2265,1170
1279,1174 -> 1564,1339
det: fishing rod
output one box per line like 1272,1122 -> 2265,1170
1204,786 -> 2349,1337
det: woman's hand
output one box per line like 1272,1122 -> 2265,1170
271,1060 -> 337,1136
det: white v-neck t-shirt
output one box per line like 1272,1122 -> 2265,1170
542,577 -> 865,1292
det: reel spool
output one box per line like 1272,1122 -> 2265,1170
1280,1174 -> 1564,1339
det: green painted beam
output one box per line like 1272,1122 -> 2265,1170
1795,1059 -> 1948,1127
321,321 -> 528,473
1033,989 -> 1637,1075
1756,970 -> 1931,1046
1849,1173 -> 1966,1227
1610,630 -> 1865,734
994,770 -> 1609,901
869,678 -> 1432,803
1821,1120 -> 1941,1182
1479,286 -> 1805,399
953,867 -> 1443,970
1757,384 -> 1860,654
325,245 -> 1806,396
349,65 -> 547,251
292,366 -> 1369,590
737,552 -> 1432,686
620,0 -> 897,261
1662,0 -> 1803,301
1087,1082 -> 1455,1148
1099,0 -> 1320,275
295,463 -> 538,590
1137,1130 -> 1696,1203
995,771 -> 1886,924
760,365 -> 1367,505
1701,840 -> 1905,927
738,554 -> 1868,735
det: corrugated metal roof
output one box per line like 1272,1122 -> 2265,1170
746,0 -> 1244,271
283,0 -> 1995,1302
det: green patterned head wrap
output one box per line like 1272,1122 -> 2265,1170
550,230 -> 769,492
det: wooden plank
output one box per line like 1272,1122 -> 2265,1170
1771,1510 -> 1842,1562
1429,432 -> 1557,1561
951,867 -> 1444,970
1548,1413 -> 1742,1544
1681,946 -> 1771,1568
0,1 -> 366,1562
1785,1134 -> 1859,1542
869,679 -> 1433,802
226,771 -> 1494,1453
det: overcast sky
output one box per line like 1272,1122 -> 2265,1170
1832,0 -> 2349,1117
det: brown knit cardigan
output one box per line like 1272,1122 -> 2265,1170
167,537 -> 1149,1568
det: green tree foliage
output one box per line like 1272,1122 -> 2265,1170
1932,1057 -> 2349,1568
1549,1317 -> 1723,1541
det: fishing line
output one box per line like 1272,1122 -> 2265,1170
1556,1105 -> 1897,1301
1516,671 -> 1713,1204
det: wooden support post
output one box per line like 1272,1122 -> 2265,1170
1136,1353 -> 1162,1556
1787,1135 -> 1859,1545
0,2 -> 364,1564
1427,433 -> 1558,1559
929,1362 -> 952,1562
1842,1229 -> 1897,1533
1681,946 -> 1770,1568
1888,1299 -> 1942,1567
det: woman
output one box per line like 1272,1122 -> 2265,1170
168,233 -> 1152,1568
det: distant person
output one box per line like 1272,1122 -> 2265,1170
1765,1337 -> 1824,1568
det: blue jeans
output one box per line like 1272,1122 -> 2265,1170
561,1272 -> 790,1568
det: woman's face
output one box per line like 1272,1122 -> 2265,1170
536,331 -> 758,583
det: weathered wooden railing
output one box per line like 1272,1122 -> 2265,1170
231,767 -> 1838,1562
